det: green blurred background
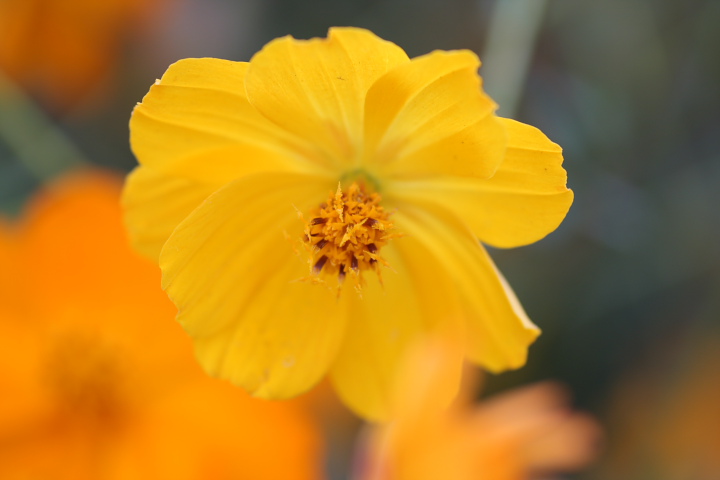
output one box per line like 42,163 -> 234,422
2,0 -> 719,478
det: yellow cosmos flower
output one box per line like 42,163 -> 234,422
123,27 -> 573,420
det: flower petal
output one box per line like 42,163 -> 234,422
330,242 -> 465,421
0,218 -> 22,316
122,142 -> 330,261
126,380 -> 323,480
245,27 -> 410,166
14,172 -> 173,316
131,57 -> 330,173
388,118 -> 573,248
160,172 -> 346,399
389,337 -> 466,421
122,165 -> 218,261
363,50 -> 505,179
390,201 -> 540,373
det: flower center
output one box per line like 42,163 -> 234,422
301,181 -> 396,293
44,332 -> 125,426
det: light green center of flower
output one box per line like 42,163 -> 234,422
339,169 -> 382,193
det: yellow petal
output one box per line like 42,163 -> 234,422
388,118 -> 573,248
330,242 -> 465,421
391,201 -> 540,373
363,50 -> 505,179
122,165 -> 219,261
131,57 -> 330,173
122,143 -> 332,261
160,172 -> 346,399
245,27 -> 410,166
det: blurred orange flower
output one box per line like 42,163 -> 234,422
0,0 -> 163,110
0,171 -> 322,480
602,333 -> 720,480
357,339 -> 601,480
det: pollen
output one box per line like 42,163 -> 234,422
301,182 -> 397,292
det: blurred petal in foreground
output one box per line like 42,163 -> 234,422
602,332 -> 720,480
356,338 -> 601,480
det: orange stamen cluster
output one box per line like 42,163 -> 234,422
302,182 -> 396,292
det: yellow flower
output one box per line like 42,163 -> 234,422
357,339 -> 601,480
0,171 -> 322,480
122,27 -> 573,420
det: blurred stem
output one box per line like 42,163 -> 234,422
0,70 -> 88,182
481,0 -> 549,117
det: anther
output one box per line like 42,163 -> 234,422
338,264 -> 346,284
313,255 -> 328,274
299,181 -> 397,292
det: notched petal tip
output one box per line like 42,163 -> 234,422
363,48 -> 505,180
416,48 -> 481,69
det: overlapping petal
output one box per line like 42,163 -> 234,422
122,143 -> 330,260
160,172 -> 345,399
245,27 -> 410,166
130,57 -> 328,173
390,200 -> 540,372
388,118 -> 573,248
122,165 -> 219,261
329,244 -> 464,421
363,50 -> 505,179
126,57 -> 341,260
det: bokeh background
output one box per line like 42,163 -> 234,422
2,0 -> 719,478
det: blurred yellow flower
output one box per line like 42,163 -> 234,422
0,172 -> 322,480
123,27 -> 573,419
357,339 -> 601,480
